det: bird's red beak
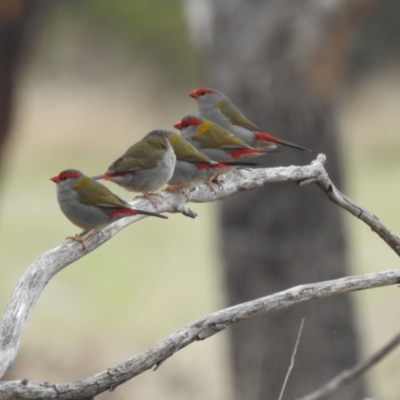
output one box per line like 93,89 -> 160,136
50,175 -> 60,183
188,89 -> 198,99
163,132 -> 170,139
173,121 -> 183,130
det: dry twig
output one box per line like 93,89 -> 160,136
278,318 -> 305,400
296,330 -> 400,400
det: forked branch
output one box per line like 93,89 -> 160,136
0,154 -> 399,399
0,269 -> 400,399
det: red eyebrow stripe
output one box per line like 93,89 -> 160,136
184,117 -> 201,125
61,171 -> 79,179
189,88 -> 216,98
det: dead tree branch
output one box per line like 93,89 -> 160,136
0,153 -> 399,399
0,269 -> 400,399
306,156 -> 400,256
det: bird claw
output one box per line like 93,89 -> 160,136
214,176 -> 224,189
141,192 -> 163,211
180,189 -> 190,201
66,234 -> 89,253
205,181 -> 217,194
165,186 -> 190,201
65,229 -> 97,253
205,175 -> 224,193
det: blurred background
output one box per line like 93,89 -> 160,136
0,0 -> 400,399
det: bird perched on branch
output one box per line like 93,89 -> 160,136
189,87 -> 311,152
173,115 -> 265,162
167,131 -> 254,194
95,130 -> 176,209
51,169 -> 167,252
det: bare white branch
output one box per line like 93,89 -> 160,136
1,153 -> 400,399
307,157 -> 400,256
0,269 -> 399,399
0,154 -> 323,379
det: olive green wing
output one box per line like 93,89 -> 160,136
217,100 -> 261,131
193,120 -> 249,149
73,177 -> 128,208
170,134 -> 211,162
108,139 -> 165,172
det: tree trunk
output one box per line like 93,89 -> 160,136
0,0 -> 23,156
205,1 -> 380,398
0,0 -> 39,172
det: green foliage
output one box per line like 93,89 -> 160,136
75,0 -> 199,82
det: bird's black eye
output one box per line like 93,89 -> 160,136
59,174 -> 70,181
199,91 -> 205,96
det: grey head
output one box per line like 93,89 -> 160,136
145,129 -> 169,142
50,169 -> 85,191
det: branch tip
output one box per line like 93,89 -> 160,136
173,204 -> 198,218
153,360 -> 164,371
315,153 -> 326,164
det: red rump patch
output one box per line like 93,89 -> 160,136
255,131 -> 282,144
214,162 -> 228,169
196,162 -> 213,170
101,172 -> 128,179
195,162 -> 210,170
196,162 -> 227,170
229,148 -> 261,159
108,208 -> 139,218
